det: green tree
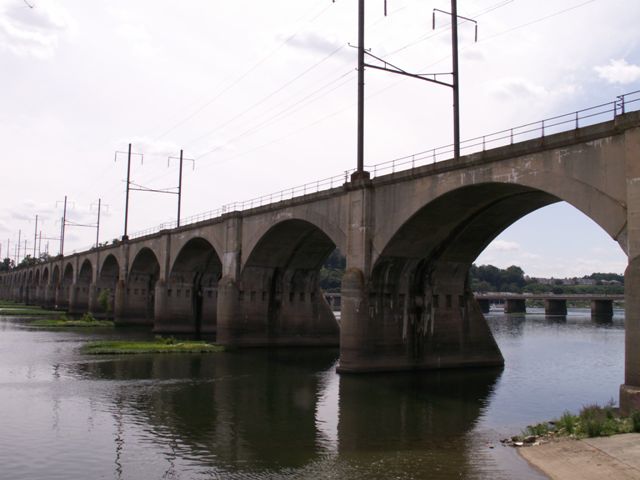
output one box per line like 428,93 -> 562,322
0,257 -> 14,272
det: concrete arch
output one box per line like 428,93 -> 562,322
170,232 -> 225,272
129,247 -> 160,279
78,259 -> 93,283
124,247 -> 160,325
99,254 -> 120,281
169,237 -> 222,280
373,183 -> 560,269
96,254 -> 119,317
227,219 -> 339,347
42,266 -> 50,285
99,248 -> 125,277
128,241 -> 164,280
73,259 -> 93,313
158,237 -> 223,334
52,265 -> 60,284
62,262 -> 74,284
242,214 -> 346,273
373,149 -> 627,266
348,178 -> 623,373
57,262 -> 74,309
243,219 -> 338,273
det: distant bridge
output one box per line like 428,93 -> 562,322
2,96 -> 640,411
325,292 -> 624,316
474,293 -> 623,316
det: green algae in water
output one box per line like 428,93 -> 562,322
82,339 -> 225,354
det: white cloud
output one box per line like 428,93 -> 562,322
0,0 -> 73,58
490,77 -> 549,100
125,137 -> 180,157
594,59 -> 640,85
485,239 -> 520,252
116,22 -> 156,58
285,31 -> 342,55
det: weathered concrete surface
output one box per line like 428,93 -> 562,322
519,435 -> 640,480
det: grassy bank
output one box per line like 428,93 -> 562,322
0,301 -> 59,316
510,403 -> 640,446
30,313 -> 113,328
82,336 -> 224,354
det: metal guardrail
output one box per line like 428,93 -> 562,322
127,90 -> 640,241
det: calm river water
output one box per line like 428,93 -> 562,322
0,308 -> 625,479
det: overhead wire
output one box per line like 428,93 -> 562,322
152,0 -> 333,141
187,42 -> 350,147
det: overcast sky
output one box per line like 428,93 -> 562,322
1,0 -> 638,277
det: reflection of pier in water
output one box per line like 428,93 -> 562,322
325,292 -> 622,318
70,351 -> 501,476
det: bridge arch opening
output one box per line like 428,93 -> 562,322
232,219 -> 340,346
57,263 -> 74,309
25,270 -> 33,304
346,181 -> 626,372
51,266 -> 59,287
161,238 -> 222,336
97,254 -> 119,317
74,259 -> 93,312
126,248 -> 160,325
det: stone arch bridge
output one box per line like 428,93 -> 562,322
2,112 -> 640,410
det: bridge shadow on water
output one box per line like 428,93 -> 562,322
68,349 -> 502,478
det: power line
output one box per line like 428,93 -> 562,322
479,0 -> 598,43
195,71 -> 355,160
152,0 -> 334,141
187,43 -> 349,147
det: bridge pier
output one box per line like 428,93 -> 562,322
113,279 -> 126,323
591,299 -> 613,319
42,284 -> 54,308
621,124 -> 640,414
87,283 -> 98,315
216,276 -> 241,344
504,299 -> 526,314
477,298 -> 490,314
68,283 -> 80,314
544,299 -> 567,316
622,258 -> 640,413
338,265 -> 504,372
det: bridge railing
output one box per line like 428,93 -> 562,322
367,89 -> 640,177
126,90 -> 640,242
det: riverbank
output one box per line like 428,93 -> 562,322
519,434 -> 640,479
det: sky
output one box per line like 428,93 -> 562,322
0,0 -> 638,278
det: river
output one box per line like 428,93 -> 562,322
0,308 -> 625,479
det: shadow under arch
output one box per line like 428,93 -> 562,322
157,237 -> 222,336
122,247 -> 160,325
73,259 -> 93,313
97,254 -> 119,318
57,262 -> 74,309
220,219 -> 339,347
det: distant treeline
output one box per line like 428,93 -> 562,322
471,265 -> 623,294
319,250 -> 624,294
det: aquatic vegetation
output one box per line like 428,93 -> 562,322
82,339 -> 224,354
